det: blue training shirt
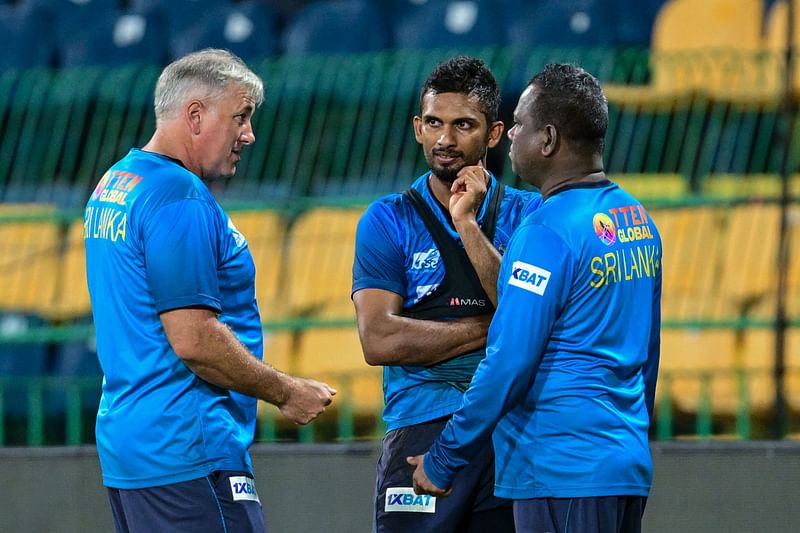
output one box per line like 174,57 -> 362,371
84,148 -> 263,489
424,180 -> 662,499
351,171 -> 538,431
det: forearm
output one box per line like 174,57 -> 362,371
176,319 -> 294,406
360,314 -> 488,366
453,217 -> 501,307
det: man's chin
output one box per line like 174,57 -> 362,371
430,166 -> 460,185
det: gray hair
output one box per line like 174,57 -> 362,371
154,48 -> 264,124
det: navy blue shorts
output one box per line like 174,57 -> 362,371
108,471 -> 267,533
512,496 -> 646,533
375,416 -> 514,533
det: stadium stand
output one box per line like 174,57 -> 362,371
284,207 -> 362,319
59,9 -> 167,68
227,209 -> 289,321
506,0 -> 615,49
0,2 -> 56,69
296,327 -> 382,416
282,0 -> 388,54
170,1 -> 279,61
392,0 -> 504,50
0,215 -> 61,316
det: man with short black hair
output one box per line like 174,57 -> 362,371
353,55 -> 539,532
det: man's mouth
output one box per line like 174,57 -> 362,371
433,151 -> 461,165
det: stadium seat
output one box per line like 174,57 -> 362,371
660,329 -> 739,414
284,207 -> 362,319
0,312 -> 49,421
506,0 -> 615,49
649,0 -> 771,99
296,327 -> 382,415
393,0 -> 505,50
282,0 -> 388,54
0,3 -> 56,69
130,0 -> 221,36
653,206 -> 726,321
49,219 -> 91,321
716,204 -> 781,323
59,10 -> 167,67
0,212 -> 61,316
170,1 -> 279,61
227,210 -> 289,321
702,174 -> 800,199
612,173 -> 687,200
30,0 -> 118,48
610,0 -> 664,47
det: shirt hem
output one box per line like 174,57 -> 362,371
494,484 -> 651,499
102,460 -> 253,489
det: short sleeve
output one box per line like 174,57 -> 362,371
351,201 -> 407,297
143,198 -> 222,313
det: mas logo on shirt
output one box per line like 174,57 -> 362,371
228,217 -> 246,248
385,487 -> 436,513
593,212 -> 617,246
229,476 -> 260,503
508,261 -> 551,296
412,248 -> 440,271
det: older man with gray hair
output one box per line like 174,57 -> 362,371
84,49 -> 336,532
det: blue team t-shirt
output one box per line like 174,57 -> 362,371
352,171 -> 538,431
425,180 -> 662,499
84,148 -> 263,489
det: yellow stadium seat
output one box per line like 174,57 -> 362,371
613,173 -> 687,200
47,219 -> 91,321
652,0 -> 772,100
0,216 -> 61,316
295,327 -> 382,415
285,207 -> 363,319
765,0 -> 800,94
716,204 -> 781,322
606,0 -> 778,104
661,329 -> 739,413
653,207 -> 726,320
702,174 -> 800,198
228,210 -> 288,322
787,205 -> 800,320
257,330 -> 298,422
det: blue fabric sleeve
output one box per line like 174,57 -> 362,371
424,223 -> 574,489
351,201 -> 406,297
644,265 -> 662,420
144,198 -> 222,313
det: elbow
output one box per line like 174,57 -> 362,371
169,337 -> 204,365
362,345 -> 384,366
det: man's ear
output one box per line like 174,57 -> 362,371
542,124 -> 558,157
412,115 -> 423,144
486,120 -> 504,148
186,100 -> 204,135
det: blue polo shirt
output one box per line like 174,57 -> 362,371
352,171 -> 538,431
85,148 -> 263,489
424,180 -> 662,499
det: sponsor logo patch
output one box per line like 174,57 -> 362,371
508,261 -> 551,295
593,212 -> 616,245
384,487 -> 436,513
412,248 -> 440,271
229,476 -> 260,503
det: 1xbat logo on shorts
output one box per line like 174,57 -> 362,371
385,487 -> 436,513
